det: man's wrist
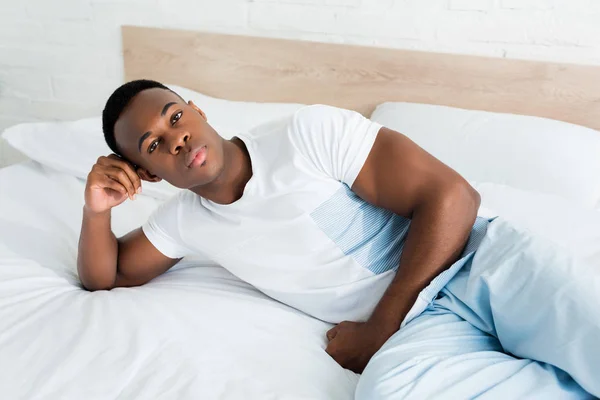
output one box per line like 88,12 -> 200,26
83,205 -> 111,218
367,313 -> 401,337
368,287 -> 420,336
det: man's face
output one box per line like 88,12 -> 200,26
114,88 -> 226,189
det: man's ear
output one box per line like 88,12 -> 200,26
136,167 -> 162,183
188,100 -> 207,121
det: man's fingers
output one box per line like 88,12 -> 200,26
98,155 -> 142,193
325,340 -> 348,368
326,325 -> 339,341
106,154 -> 121,161
325,340 -> 336,356
105,167 -> 137,199
118,163 -> 142,194
102,176 -> 128,196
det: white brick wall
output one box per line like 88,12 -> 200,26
1,0 -> 599,165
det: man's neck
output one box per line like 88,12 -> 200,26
190,137 -> 253,205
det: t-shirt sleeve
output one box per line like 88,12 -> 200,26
142,192 -> 192,259
289,104 -> 383,187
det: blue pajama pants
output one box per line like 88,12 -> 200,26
356,218 -> 599,399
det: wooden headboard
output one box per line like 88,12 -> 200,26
122,26 -> 600,130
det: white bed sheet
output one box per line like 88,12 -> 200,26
0,161 -> 357,400
1,162 -> 599,399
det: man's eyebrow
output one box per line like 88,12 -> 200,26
138,131 -> 151,153
161,101 -> 177,117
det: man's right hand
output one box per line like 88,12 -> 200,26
84,154 -> 142,214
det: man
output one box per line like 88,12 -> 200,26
78,79 -> 598,398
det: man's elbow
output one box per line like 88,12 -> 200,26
81,281 -> 115,292
441,179 -> 481,218
78,273 -> 116,292
461,180 -> 481,212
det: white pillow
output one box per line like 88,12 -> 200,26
1,85 -> 305,200
370,102 -> 600,209
473,181 -> 600,267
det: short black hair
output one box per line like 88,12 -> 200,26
102,79 -> 170,156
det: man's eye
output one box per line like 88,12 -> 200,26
148,140 -> 160,154
171,111 -> 182,125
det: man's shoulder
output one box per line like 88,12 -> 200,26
288,104 -> 361,145
247,105 -> 355,161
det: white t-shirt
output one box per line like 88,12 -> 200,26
143,105 -> 488,324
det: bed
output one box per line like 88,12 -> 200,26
1,26 -> 600,399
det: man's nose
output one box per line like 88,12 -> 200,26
169,131 -> 190,155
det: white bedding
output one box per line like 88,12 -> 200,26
1,161 -> 599,399
0,161 -> 357,399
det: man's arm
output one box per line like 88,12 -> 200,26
77,155 -> 180,291
78,219 -> 180,291
325,127 -> 480,372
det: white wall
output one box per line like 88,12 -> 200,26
1,0 -> 599,164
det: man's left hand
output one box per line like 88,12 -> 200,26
325,320 -> 396,373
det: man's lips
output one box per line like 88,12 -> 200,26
186,146 -> 207,168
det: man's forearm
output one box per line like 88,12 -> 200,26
369,184 -> 480,333
77,207 -> 119,291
